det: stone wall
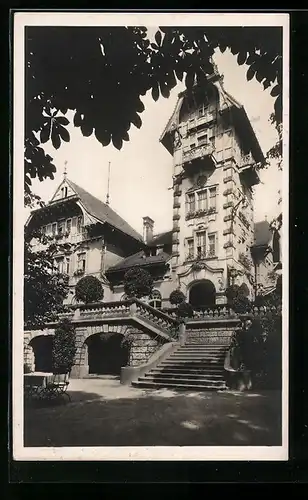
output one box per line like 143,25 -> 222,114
126,330 -> 161,367
186,325 -> 238,345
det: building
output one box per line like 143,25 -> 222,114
25,66 -> 278,310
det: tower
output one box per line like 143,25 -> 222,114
160,67 -> 264,306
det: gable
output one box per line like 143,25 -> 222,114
50,179 -> 76,203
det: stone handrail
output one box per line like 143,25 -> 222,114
78,300 -> 133,318
162,303 -> 282,321
133,299 -> 179,338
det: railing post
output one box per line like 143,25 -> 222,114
129,302 -> 137,316
179,321 -> 186,346
73,308 -> 80,320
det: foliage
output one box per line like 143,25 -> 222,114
123,266 -> 154,299
24,363 -> 32,374
225,283 -> 251,313
25,26 -> 282,195
24,228 -> 69,328
169,289 -> 186,305
52,318 -> 77,374
75,275 -> 104,304
177,301 -> 194,320
238,252 -> 253,271
231,315 -> 282,389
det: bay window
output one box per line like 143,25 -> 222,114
186,238 -> 194,260
187,193 -> 195,213
77,252 -> 86,273
197,190 -> 207,211
196,231 -> 206,258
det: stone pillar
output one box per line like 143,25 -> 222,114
179,322 -> 186,346
70,327 -> 89,378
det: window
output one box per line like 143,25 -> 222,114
190,142 -> 196,149
77,252 -> 86,273
197,134 -> 208,146
52,223 -> 57,236
55,257 -> 64,274
65,257 -> 70,275
66,219 -> 72,234
77,216 -> 83,234
198,104 -> 208,117
187,193 -> 195,213
197,190 -> 207,211
208,233 -> 217,257
41,225 -> 46,234
149,290 -> 162,309
46,224 -> 52,235
196,231 -> 206,258
209,187 -> 217,209
187,238 -> 194,260
58,220 -> 65,235
64,186 -> 68,197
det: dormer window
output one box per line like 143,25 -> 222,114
61,186 -> 68,198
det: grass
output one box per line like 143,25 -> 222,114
24,378 -> 282,447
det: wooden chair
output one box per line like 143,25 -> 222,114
40,373 -> 71,402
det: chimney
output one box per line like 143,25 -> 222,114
143,216 -> 154,244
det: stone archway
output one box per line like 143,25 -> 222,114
85,332 -> 129,376
189,280 -> 216,309
29,335 -> 54,373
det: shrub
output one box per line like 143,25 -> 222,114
123,267 -> 154,299
169,289 -> 186,305
75,275 -> 104,304
52,318 -> 77,374
177,302 -> 194,320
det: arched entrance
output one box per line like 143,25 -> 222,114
29,335 -> 54,373
189,280 -> 216,309
85,332 -> 129,376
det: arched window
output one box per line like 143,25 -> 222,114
149,290 -> 162,309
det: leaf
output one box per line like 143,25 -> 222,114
237,51 -> 247,66
270,84 -> 281,97
155,30 -> 162,46
51,124 -> 61,150
131,113 -> 142,129
56,116 -> 69,126
58,124 -> 70,142
112,134 -> 123,150
256,70 -> 264,83
81,121 -> 93,137
94,127 -> 111,146
40,120 -> 51,144
151,83 -> 159,102
73,111 -> 82,127
246,66 -> 255,81
175,67 -> 183,81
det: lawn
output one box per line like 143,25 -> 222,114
24,378 -> 282,447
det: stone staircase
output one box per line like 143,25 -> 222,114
131,343 -> 229,391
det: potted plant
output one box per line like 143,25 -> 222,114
169,289 -> 186,306
75,275 -> 104,303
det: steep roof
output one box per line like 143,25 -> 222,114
106,250 -> 171,273
67,179 -> 143,242
148,230 -> 173,247
253,220 -> 273,247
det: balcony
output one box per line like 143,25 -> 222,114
240,153 -> 254,168
187,112 -> 215,132
183,143 -> 216,167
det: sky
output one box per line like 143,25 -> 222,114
27,46 -> 282,237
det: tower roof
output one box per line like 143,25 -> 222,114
160,73 -> 265,166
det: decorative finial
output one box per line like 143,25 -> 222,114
106,161 -> 111,205
64,160 -> 68,179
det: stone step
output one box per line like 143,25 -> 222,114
138,376 -> 226,387
159,360 -> 225,367
170,353 -> 226,359
145,371 -> 225,381
131,380 -> 227,391
150,368 -> 225,378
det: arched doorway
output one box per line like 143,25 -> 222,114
29,335 -> 54,373
189,280 -> 216,309
85,332 -> 129,376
